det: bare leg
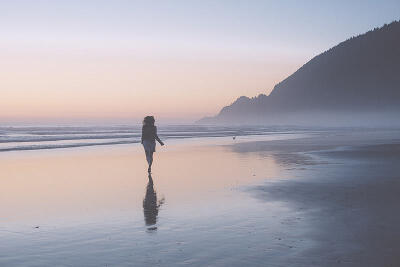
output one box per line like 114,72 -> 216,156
145,150 -> 154,172
148,151 -> 154,172
145,150 -> 151,165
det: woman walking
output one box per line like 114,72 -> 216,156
141,116 -> 164,173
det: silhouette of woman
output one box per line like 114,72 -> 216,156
143,174 -> 165,230
141,116 -> 164,173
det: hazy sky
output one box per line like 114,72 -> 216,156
1,0 -> 399,123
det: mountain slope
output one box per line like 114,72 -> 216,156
199,21 -> 400,125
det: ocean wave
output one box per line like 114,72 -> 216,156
0,134 -> 140,143
0,125 -> 305,152
0,140 -> 139,152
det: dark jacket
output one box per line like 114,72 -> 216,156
141,125 -> 163,144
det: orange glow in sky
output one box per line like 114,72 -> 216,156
1,1 -> 398,123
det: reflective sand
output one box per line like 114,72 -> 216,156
4,130 -> 399,266
0,136 -> 298,266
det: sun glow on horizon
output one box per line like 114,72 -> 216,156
1,0 -> 399,123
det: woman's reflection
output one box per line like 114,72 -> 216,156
143,174 -> 165,231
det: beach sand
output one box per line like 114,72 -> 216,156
1,130 -> 400,266
234,130 -> 400,266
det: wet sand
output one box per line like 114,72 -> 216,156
1,130 -> 400,266
235,130 -> 400,266
0,136 -> 284,266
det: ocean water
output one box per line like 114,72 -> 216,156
0,125 -> 309,152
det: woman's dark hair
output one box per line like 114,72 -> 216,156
143,116 -> 155,126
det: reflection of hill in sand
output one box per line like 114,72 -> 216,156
242,131 -> 400,266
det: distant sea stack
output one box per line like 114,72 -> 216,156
198,21 -> 400,126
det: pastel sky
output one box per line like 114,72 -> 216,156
1,0 -> 399,123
